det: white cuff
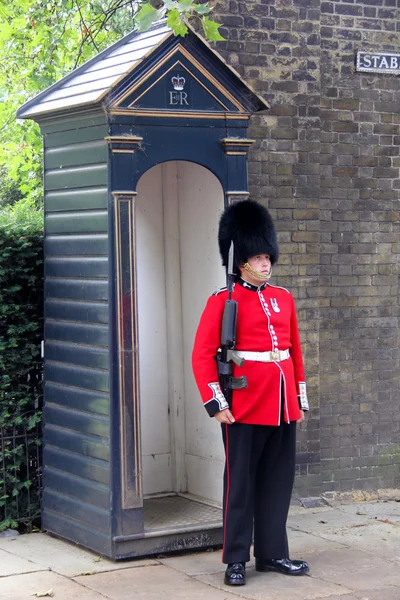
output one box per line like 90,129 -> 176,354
206,382 -> 229,411
298,382 -> 309,411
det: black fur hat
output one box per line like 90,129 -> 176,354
218,199 -> 279,273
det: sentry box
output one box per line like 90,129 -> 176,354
17,20 -> 268,559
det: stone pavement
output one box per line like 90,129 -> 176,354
1,496 -> 399,600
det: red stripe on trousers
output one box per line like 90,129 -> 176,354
222,423 -> 231,563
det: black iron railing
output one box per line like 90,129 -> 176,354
0,413 -> 42,532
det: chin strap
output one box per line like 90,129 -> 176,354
243,262 -> 272,281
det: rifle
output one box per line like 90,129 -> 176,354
217,241 -> 248,408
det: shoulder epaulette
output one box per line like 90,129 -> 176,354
267,283 -> 290,294
212,287 -> 227,296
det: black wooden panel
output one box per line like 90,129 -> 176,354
45,140 -> 108,169
44,445 -> 109,485
45,300 -> 108,324
45,210 -> 108,234
45,423 -> 109,460
45,382 -> 109,416
41,116 -> 107,136
43,489 -> 111,532
45,234 -> 108,256
45,361 -> 109,392
45,257 -> 108,278
44,466 -> 109,510
46,279 -> 108,302
46,341 -> 108,370
45,320 -> 109,347
46,188 -> 108,212
45,164 -> 107,191
42,509 -> 112,557
45,402 -> 109,439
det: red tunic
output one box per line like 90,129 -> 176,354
192,278 -> 308,425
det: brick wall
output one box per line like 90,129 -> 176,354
213,0 -> 400,496
319,0 -> 400,493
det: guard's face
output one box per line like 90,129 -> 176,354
239,254 -> 271,285
248,254 -> 271,275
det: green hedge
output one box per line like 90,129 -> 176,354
0,200 -> 44,531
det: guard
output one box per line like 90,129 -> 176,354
192,199 -> 310,586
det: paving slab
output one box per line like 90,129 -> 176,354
74,564 -> 242,600
310,589 -> 400,600
196,568 -> 353,600
314,521 -> 400,562
0,571 -> 107,600
287,529 -> 348,556
0,532 -> 157,577
287,507 -> 371,535
309,548 -> 400,591
337,501 -> 400,526
159,548 -> 225,575
0,548 -> 47,577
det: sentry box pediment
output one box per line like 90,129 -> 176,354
113,47 -> 246,114
18,21 -> 269,560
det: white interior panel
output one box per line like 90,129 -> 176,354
141,454 -> 172,496
136,166 -> 172,494
136,161 -> 225,500
185,454 -> 224,506
178,162 -> 226,504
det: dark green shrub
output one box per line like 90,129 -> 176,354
0,200 -> 44,531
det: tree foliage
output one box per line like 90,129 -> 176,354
0,0 -> 223,205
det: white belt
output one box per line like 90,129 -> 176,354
235,349 -> 290,363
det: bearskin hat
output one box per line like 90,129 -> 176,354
218,199 -> 279,274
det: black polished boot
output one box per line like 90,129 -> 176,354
224,562 -> 246,585
255,558 -> 309,576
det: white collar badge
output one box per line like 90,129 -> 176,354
271,298 -> 280,312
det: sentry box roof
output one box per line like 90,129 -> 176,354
17,20 -> 269,121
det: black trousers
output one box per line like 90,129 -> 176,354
221,413 -> 296,564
